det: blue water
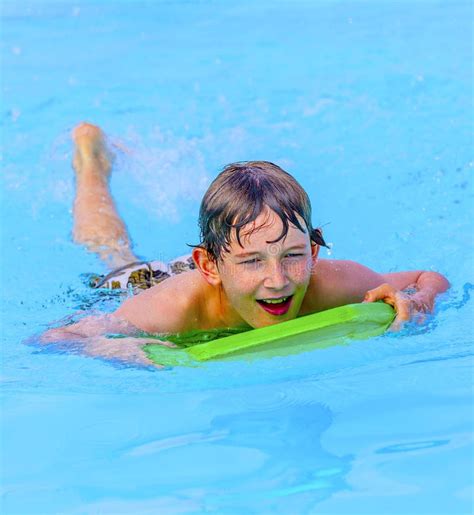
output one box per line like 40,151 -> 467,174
1,1 -> 473,513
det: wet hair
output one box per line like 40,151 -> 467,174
193,161 -> 328,262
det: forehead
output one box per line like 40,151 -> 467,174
229,208 -> 309,251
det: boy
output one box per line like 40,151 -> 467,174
42,123 -> 449,366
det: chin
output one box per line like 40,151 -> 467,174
251,312 -> 298,329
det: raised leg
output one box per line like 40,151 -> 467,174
72,122 -> 138,269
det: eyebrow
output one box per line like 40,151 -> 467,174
234,244 -> 307,258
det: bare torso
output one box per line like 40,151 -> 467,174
115,259 -> 387,334
48,123 -> 447,367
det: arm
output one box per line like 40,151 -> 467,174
311,261 -> 449,329
42,312 -> 137,341
40,273 -> 199,366
365,270 -> 450,328
382,270 -> 450,309
41,312 -> 175,367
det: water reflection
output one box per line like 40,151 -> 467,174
191,390 -> 353,512
376,439 -> 450,454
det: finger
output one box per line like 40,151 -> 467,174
364,293 -> 396,307
415,312 -> 426,326
113,340 -> 164,368
364,283 -> 396,303
389,317 -> 405,332
363,288 -> 380,302
139,354 -> 164,369
142,338 -> 178,348
41,328 -> 63,342
394,297 -> 411,322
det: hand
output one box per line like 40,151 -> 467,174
40,328 -> 176,368
84,336 -> 176,368
41,327 -> 79,344
363,283 -> 432,331
83,336 -> 177,367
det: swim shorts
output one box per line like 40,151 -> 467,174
89,254 -> 196,290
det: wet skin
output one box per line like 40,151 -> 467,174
112,205 -> 449,338
40,123 -> 450,366
42,209 -> 450,366
205,208 -> 318,328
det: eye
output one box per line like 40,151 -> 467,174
240,258 -> 261,265
285,253 -> 305,258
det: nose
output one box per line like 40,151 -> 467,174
263,260 -> 290,291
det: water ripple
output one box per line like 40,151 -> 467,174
125,430 -> 229,457
375,439 -> 450,454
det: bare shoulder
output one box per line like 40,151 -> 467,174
115,270 -> 206,334
302,259 -> 385,313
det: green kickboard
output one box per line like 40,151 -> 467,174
144,302 -> 395,367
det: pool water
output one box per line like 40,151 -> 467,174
1,1 -> 473,513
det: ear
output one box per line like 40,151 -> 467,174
311,243 -> 320,261
192,247 -> 222,286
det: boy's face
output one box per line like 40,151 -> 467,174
216,208 -> 317,328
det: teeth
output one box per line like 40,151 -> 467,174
261,296 -> 289,304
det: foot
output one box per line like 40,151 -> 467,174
72,122 -> 112,180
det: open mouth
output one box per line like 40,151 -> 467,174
256,295 -> 293,316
